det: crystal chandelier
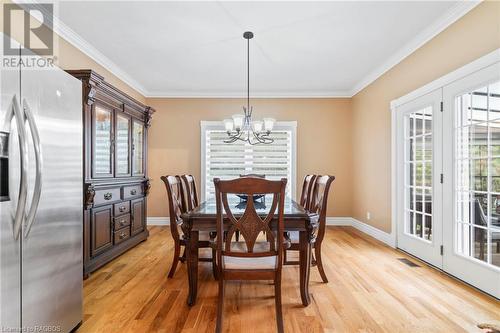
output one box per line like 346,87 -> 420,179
223,31 -> 275,145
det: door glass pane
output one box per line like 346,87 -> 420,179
490,230 -> 500,268
455,80 -> 500,266
94,106 -> 111,175
133,122 -> 144,175
404,106 -> 433,241
116,114 -> 130,175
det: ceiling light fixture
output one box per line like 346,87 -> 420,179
223,31 -> 275,145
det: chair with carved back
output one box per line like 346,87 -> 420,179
299,174 -> 317,210
214,177 -> 287,333
284,175 -> 335,283
161,175 -> 216,278
180,174 -> 199,211
284,174 -> 317,265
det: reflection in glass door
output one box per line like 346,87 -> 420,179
443,62 -> 500,298
454,81 -> 500,268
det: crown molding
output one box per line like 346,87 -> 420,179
144,90 -> 352,98
14,0 -> 149,97
15,0 -> 480,99
349,0 -> 481,97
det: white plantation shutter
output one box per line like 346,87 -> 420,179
201,122 -> 296,200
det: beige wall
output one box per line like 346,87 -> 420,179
4,1 -> 500,226
351,1 -> 500,233
146,98 -> 352,218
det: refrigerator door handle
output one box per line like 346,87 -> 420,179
0,95 -> 28,240
22,99 -> 43,238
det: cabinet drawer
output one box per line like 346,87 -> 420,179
94,187 -> 121,206
114,201 -> 130,216
123,184 -> 142,200
114,227 -> 130,245
114,214 -> 131,231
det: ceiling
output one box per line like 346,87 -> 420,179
54,1 -> 477,97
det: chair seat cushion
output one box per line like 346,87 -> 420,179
223,241 -> 277,270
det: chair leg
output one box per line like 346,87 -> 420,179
212,247 -> 218,280
179,247 -> 186,263
315,243 -> 328,283
168,241 -> 181,278
283,249 -> 288,264
215,279 -> 225,333
274,277 -> 284,333
235,230 -> 240,242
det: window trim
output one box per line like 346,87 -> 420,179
200,120 -> 297,201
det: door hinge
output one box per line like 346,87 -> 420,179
440,173 -> 443,184
440,101 -> 443,112
440,245 -> 444,256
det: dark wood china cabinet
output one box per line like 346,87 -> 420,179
67,70 -> 154,278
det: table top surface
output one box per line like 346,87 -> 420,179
182,196 -> 314,220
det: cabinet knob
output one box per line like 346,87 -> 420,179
119,206 -> 126,212
119,232 -> 126,239
104,192 -> 112,200
130,189 -> 137,195
120,219 -> 126,226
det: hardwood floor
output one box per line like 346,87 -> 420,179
78,226 -> 500,332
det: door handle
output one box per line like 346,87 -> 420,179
22,99 -> 43,238
0,95 -> 28,240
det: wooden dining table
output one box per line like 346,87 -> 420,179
181,196 -> 319,307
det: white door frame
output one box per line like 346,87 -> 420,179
395,89 -> 443,267
442,62 -> 500,298
391,49 -> 500,297
391,48 -> 500,246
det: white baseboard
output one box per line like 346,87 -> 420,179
147,217 -> 169,226
148,216 -> 396,248
326,217 -> 396,248
325,217 -> 352,226
350,218 -> 396,248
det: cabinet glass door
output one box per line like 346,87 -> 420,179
92,105 -> 113,177
132,120 -> 144,176
115,114 -> 130,176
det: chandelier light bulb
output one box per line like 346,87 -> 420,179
232,114 -> 244,131
223,119 -> 234,132
263,118 -> 275,132
252,120 -> 263,133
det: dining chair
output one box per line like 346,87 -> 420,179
161,175 -> 216,278
284,175 -> 335,283
473,199 -> 488,261
180,174 -> 199,211
213,177 -> 287,333
299,174 -> 317,210
284,174 -> 317,265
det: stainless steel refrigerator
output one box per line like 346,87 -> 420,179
0,37 -> 83,332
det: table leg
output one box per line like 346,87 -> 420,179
299,230 -> 312,306
187,230 -> 199,306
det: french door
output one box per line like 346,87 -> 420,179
442,63 -> 500,298
396,89 -> 443,268
397,62 -> 500,298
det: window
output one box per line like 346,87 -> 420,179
201,121 -> 296,201
455,80 -> 500,267
405,107 -> 433,241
